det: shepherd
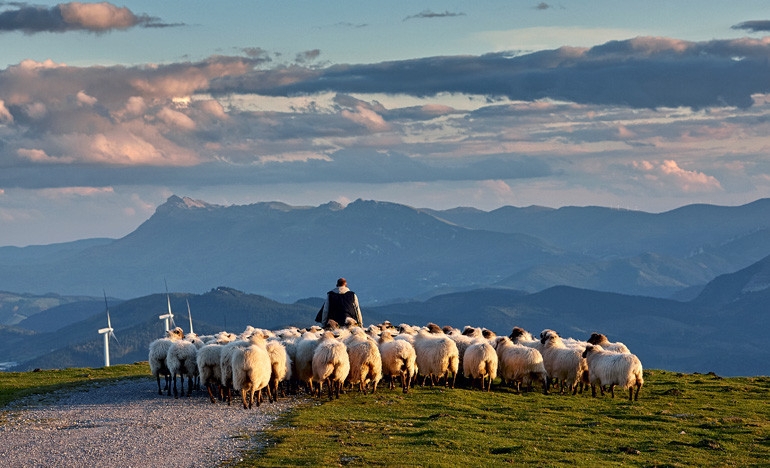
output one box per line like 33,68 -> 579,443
319,277 -> 363,328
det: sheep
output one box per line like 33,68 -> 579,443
276,329 -> 301,395
539,332 -> 589,395
378,329 -> 417,393
344,328 -> 382,395
265,339 -> 292,402
586,332 -> 631,354
413,324 -> 459,388
539,329 -> 591,393
196,343 -> 225,403
509,327 -> 541,349
582,344 -> 643,401
312,331 -> 351,400
447,327 -> 477,385
148,327 -> 184,395
494,337 -> 548,394
219,339 -> 248,405
231,334 -> 272,409
166,337 -> 199,398
462,340 -> 498,391
294,330 -> 322,393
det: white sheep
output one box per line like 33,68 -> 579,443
413,323 -> 459,388
312,331 -> 351,400
462,340 -> 498,391
276,329 -> 301,395
265,339 -> 292,402
447,326 -> 477,385
582,344 -> 644,401
148,327 -> 184,396
344,328 -> 382,395
509,327 -> 541,349
231,334 -> 272,409
196,343 -> 224,403
294,330 -> 322,393
540,331 -> 588,395
378,329 -> 417,393
166,336 -> 199,398
494,336 -> 548,394
219,339 -> 248,405
586,332 -> 631,354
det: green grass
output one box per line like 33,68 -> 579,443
240,371 -> 770,467
0,362 -> 148,407
2,367 -> 768,466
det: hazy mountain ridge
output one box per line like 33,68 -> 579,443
2,196 -> 770,305
6,254 -> 770,375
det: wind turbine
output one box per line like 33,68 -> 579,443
159,279 -> 176,332
98,291 -> 118,367
186,299 -> 194,335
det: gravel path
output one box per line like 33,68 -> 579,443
0,378 -> 304,468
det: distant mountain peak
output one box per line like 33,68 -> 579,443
157,195 -> 219,213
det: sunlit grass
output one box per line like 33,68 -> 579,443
242,370 -> 770,467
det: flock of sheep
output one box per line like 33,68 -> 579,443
148,318 -> 644,409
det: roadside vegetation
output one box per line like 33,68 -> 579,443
0,362 -> 147,407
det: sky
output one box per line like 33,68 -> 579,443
2,1 -> 770,246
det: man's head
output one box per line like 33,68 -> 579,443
336,277 -> 347,287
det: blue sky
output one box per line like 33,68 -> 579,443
2,1 -> 770,246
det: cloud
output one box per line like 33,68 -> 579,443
0,2 -> 180,34
403,10 -> 466,21
632,160 -> 723,193
0,99 -> 12,123
17,148 -> 76,163
209,36 -> 770,110
731,20 -> 770,33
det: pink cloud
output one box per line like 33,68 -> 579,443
633,159 -> 722,192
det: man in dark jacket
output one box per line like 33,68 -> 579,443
320,278 -> 363,328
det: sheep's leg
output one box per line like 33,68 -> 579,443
186,376 -> 193,397
156,374 -> 163,395
262,386 -> 271,406
590,383 -> 597,397
609,384 -> 616,398
173,373 -> 179,399
165,375 -> 172,396
205,382 -> 217,403
634,383 -> 641,401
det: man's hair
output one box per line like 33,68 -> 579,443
336,277 -> 347,287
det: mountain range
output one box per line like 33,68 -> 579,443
2,253 -> 768,376
1,195 -> 769,375
1,195 -> 770,304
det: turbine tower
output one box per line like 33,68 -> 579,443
97,291 -> 118,367
186,299 -> 194,335
159,279 -> 175,332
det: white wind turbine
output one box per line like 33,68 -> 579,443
97,291 -> 118,367
186,299 -> 194,335
159,279 -> 176,332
